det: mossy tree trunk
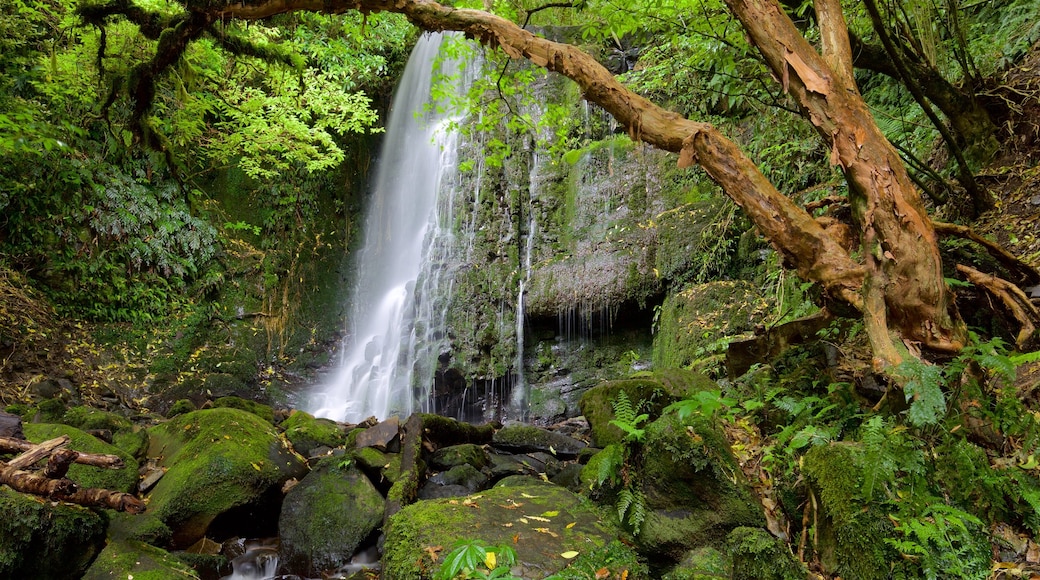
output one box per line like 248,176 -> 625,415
93,0 -> 1031,372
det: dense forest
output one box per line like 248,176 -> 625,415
3,0 -> 1040,578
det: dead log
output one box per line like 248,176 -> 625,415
45,449 -> 80,479
0,435 -> 125,469
6,436 -> 69,470
957,264 -> 1040,349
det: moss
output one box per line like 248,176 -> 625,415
212,395 -> 275,423
429,443 -> 489,470
167,399 -> 196,418
60,406 -> 133,432
281,409 -> 347,455
0,487 -> 108,579
143,407 -> 307,548
279,458 -> 385,574
384,481 -> 623,579
726,527 -> 806,580
802,444 -> 898,580
547,539 -> 648,579
81,539 -> 199,579
23,423 -> 139,493
34,397 -> 66,422
661,546 -> 729,579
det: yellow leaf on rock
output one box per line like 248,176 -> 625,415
561,551 -> 579,559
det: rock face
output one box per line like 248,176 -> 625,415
0,487 -> 108,579
278,457 -> 385,576
383,480 -> 642,579
491,424 -> 586,457
141,407 -> 308,548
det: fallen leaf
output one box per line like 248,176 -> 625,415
519,518 -> 529,524
502,522 -> 513,527
423,545 -> 443,563
561,551 -> 579,559
521,493 -> 538,499
595,568 -> 610,580
542,511 -> 559,517
566,522 -> 576,529
528,515 -> 551,522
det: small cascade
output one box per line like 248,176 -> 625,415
309,33 -> 470,423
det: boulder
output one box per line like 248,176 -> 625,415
81,540 -> 200,579
423,463 -> 489,495
281,410 -> 348,457
212,395 -> 275,423
429,443 -> 489,470
491,424 -> 586,458
142,408 -> 308,548
0,487 -> 107,579
636,410 -> 764,561
356,416 -> 400,452
726,526 -> 806,580
278,456 -> 385,576
23,423 -> 139,493
579,369 -> 716,447
384,480 -> 642,579
55,406 -> 150,459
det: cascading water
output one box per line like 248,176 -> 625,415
309,33 -> 468,423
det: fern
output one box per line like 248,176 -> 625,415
897,358 -> 946,427
615,487 -> 647,534
595,444 -> 624,488
610,391 -> 649,443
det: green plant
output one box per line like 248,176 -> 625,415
609,391 -> 649,443
434,539 -> 519,580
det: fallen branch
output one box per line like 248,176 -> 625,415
0,435 -> 125,469
937,222 -> 1040,286
957,264 -> 1040,348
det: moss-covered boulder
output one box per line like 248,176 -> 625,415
579,369 -> 716,447
143,408 -> 308,548
727,527 -> 806,580
81,539 -> 200,579
23,423 -> 139,493
661,546 -> 729,580
212,395 -> 275,423
56,406 -> 150,458
0,487 -> 108,579
278,456 -> 385,576
281,409 -> 348,456
384,481 -> 639,579
429,443 -> 490,470
492,424 -> 586,458
352,445 -> 402,489
801,444 -> 898,580
636,410 -> 763,561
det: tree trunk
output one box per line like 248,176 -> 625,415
169,0 -> 969,365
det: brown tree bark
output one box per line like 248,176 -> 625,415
107,0 -> 989,367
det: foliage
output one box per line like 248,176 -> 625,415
434,539 -> 520,580
608,390 -> 649,443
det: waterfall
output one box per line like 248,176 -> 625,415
309,33 -> 468,424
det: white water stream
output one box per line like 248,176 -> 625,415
308,33 -> 468,423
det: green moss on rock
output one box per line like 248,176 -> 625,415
281,409 -> 347,456
81,539 -> 199,580
212,395 -> 275,423
278,457 -> 385,575
802,444 -> 897,580
143,407 -> 308,548
727,526 -> 806,580
23,423 -> 139,493
384,481 -> 628,579
0,487 -> 107,579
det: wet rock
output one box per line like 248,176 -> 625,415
278,457 -> 384,577
429,443 -> 489,470
0,487 -> 107,579
426,463 -> 488,493
491,424 -> 586,458
140,408 -> 308,549
356,416 -> 400,452
212,395 -> 275,423
23,423 -> 139,492
0,410 -> 23,438
384,480 -> 642,579
281,410 -> 348,457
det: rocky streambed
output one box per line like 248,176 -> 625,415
0,369 -> 802,580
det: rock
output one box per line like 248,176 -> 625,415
356,416 -> 400,451
278,457 -> 385,576
429,443 -> 489,470
0,487 -> 107,579
23,423 -> 139,493
212,395 -> 275,423
352,446 -> 402,489
281,410 -> 348,457
0,410 -> 23,438
550,462 -> 584,492
661,546 -> 729,579
727,526 -> 806,580
384,481 -> 641,579
58,406 -> 149,458
492,424 -> 586,457
425,463 -> 488,493
579,369 -> 715,447
487,452 -> 538,480
635,410 -> 764,561
142,408 -> 309,548
82,539 -> 200,579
